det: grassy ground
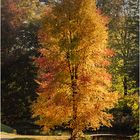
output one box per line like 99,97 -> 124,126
0,133 -> 70,140
1,124 -> 17,134
0,133 -> 131,140
0,124 -> 69,140
0,124 -> 131,140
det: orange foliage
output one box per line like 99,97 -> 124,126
31,0 -> 118,138
2,0 -> 25,28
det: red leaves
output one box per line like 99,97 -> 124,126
44,6 -> 52,16
4,0 -> 25,28
96,9 -> 109,25
79,75 -> 91,84
41,73 -> 54,80
97,71 -> 112,81
8,2 -> 18,12
101,60 -> 111,66
38,30 -> 49,43
35,57 -> 46,64
34,57 -> 47,68
104,48 -> 115,57
104,73 -> 112,81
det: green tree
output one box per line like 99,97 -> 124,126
97,1 -> 139,138
97,0 -> 139,95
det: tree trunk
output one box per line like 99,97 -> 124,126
123,76 -> 127,95
71,79 -> 78,140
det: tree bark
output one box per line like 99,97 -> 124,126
70,66 -> 79,140
71,80 -> 78,140
123,76 -> 127,95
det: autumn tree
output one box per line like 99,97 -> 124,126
31,0 -> 118,139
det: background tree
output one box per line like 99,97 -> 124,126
97,0 -> 139,95
31,0 -> 118,139
96,0 -> 139,138
1,0 -> 46,134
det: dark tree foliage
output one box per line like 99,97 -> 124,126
2,53 -> 37,126
1,0 -> 40,133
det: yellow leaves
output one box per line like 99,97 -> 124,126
73,88 -> 118,130
31,0 -> 118,133
19,0 -> 47,22
31,91 -> 72,132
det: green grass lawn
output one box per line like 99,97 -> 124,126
1,123 -> 17,134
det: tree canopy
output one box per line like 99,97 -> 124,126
31,0 -> 118,139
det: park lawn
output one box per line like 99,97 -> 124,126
0,132 -> 70,140
1,124 -> 17,134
